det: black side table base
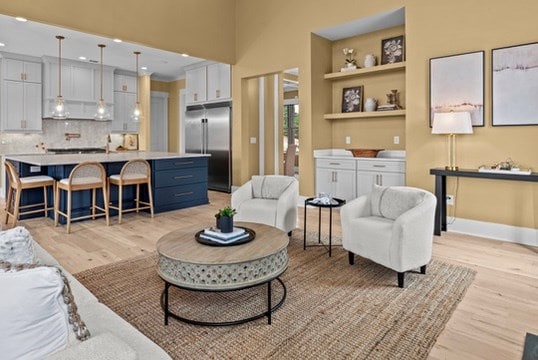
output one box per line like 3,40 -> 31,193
303,197 -> 345,257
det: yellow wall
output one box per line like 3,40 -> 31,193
0,0 -> 236,64
4,0 -> 538,228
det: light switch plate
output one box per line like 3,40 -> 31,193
345,136 -> 351,145
249,137 -> 257,144
393,136 -> 400,144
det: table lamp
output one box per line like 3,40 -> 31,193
432,111 -> 473,171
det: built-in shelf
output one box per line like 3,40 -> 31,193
323,109 -> 406,120
324,62 -> 406,80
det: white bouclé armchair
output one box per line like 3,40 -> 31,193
231,175 -> 298,236
340,185 -> 437,288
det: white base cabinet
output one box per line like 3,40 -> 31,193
356,158 -> 405,197
315,158 -> 357,201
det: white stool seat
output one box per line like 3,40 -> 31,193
20,175 -> 55,184
59,177 -> 102,185
109,174 -> 147,181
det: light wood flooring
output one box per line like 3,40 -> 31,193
2,191 -> 537,359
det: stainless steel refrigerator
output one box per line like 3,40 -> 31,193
184,101 -> 232,192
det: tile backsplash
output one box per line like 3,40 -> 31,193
0,120 -> 125,154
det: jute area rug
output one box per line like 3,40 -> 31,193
75,231 -> 475,359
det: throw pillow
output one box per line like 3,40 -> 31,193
371,185 -> 426,220
261,176 -> 295,199
0,261 -> 90,359
0,226 -> 34,264
251,175 -> 264,199
370,184 -> 388,217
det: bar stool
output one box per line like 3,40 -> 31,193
108,159 -> 154,224
4,160 -> 55,227
54,162 -> 110,233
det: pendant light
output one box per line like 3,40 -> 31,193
131,51 -> 141,123
94,44 -> 111,121
52,35 -> 68,119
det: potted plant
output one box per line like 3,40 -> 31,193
215,206 -> 237,233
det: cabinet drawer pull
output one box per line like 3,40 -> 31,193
329,162 -> 340,165
173,175 -> 193,179
174,191 -> 194,197
373,165 -> 386,168
174,161 -> 194,165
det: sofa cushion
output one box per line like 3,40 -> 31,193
0,226 -> 34,264
48,333 -> 136,360
0,261 -> 90,360
234,198 -> 278,225
371,185 -> 425,220
251,175 -> 295,199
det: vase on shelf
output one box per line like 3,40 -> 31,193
364,98 -> 378,112
364,54 -> 376,68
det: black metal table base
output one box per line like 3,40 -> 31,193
303,197 -> 345,257
161,278 -> 286,326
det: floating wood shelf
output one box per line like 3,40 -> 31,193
324,62 -> 406,80
323,110 -> 406,120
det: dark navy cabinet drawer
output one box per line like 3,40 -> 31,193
153,167 -> 207,188
154,183 -> 207,206
153,157 -> 208,171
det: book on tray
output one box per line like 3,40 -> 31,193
200,228 -> 249,244
204,227 -> 246,240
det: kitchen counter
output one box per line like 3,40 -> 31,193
5,151 -> 210,166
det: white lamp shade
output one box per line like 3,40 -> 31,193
432,112 -> 473,134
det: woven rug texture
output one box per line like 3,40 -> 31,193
75,231 -> 475,359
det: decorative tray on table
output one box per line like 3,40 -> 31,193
195,226 -> 256,247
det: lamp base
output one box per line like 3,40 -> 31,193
445,165 -> 459,171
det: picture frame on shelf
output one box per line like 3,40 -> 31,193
429,51 -> 484,127
342,86 -> 363,113
123,134 -> 139,150
381,35 -> 405,65
492,42 -> 538,126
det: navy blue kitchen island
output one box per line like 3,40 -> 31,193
5,152 -> 210,222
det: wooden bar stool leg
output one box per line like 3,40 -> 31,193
102,185 -> 110,226
54,186 -> 60,227
43,186 -> 48,216
12,188 -> 22,227
5,187 -> 13,225
92,188 -> 96,219
67,190 -> 72,234
147,182 -> 154,218
118,184 -> 123,224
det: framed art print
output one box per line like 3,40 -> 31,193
492,42 -> 538,126
342,86 -> 363,113
429,51 -> 484,127
381,35 -> 405,65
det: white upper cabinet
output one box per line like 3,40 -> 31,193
1,54 -> 42,132
114,73 -> 137,93
186,66 -> 207,105
207,63 -> 231,102
42,56 -> 114,119
185,62 -> 231,106
3,58 -> 42,83
112,91 -> 138,133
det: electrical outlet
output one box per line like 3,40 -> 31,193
249,137 -> 257,144
446,194 -> 455,206
393,136 -> 400,144
345,136 -> 351,145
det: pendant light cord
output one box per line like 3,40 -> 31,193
134,51 -> 141,104
56,35 -> 64,98
98,44 -> 105,101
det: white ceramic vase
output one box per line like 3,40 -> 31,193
364,54 -> 377,68
364,98 -> 378,112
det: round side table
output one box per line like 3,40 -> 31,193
303,197 -> 346,257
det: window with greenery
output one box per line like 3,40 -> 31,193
283,104 -> 299,151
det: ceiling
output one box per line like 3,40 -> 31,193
0,14 -> 206,81
313,7 -> 405,41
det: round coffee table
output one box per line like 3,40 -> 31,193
156,222 -> 289,326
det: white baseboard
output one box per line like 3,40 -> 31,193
447,217 -> 537,246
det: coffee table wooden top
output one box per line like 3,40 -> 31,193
156,222 -> 289,265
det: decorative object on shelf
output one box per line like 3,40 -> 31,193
215,206 -> 237,233
342,86 -> 363,113
431,111 -> 473,171
492,42 -> 538,126
430,51 -> 484,127
478,158 -> 532,175
94,44 -> 111,121
349,148 -> 384,158
122,134 -> 138,150
341,48 -> 358,71
379,89 -> 402,110
131,51 -> 142,123
364,98 -> 378,112
381,35 -> 405,65
51,35 -> 69,119
364,54 -> 377,68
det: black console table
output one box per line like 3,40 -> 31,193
430,168 -> 538,236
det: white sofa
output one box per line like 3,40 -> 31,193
231,175 -> 298,235
340,185 -> 436,288
1,234 -> 171,360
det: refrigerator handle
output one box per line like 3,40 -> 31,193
204,118 -> 209,154
200,118 -> 206,154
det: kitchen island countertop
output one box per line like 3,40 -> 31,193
5,152 -> 210,166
